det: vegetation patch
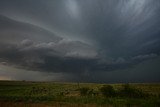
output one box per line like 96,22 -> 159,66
0,81 -> 160,106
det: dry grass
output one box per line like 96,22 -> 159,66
0,81 -> 160,107
0,101 -> 114,107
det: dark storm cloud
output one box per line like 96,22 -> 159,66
78,0 -> 160,57
0,0 -> 160,82
132,53 -> 157,61
0,39 -> 98,72
1,0 -> 160,57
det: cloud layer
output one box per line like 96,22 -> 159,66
0,0 -> 160,82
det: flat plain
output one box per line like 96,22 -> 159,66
0,81 -> 160,107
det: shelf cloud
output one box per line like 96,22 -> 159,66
0,0 -> 160,82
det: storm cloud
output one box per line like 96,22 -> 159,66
0,0 -> 160,82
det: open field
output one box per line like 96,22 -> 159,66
0,81 -> 160,107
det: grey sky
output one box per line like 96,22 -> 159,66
0,0 -> 160,82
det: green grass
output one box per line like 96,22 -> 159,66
0,81 -> 160,107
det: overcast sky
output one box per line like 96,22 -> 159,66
0,0 -> 160,83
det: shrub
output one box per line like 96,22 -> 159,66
118,84 -> 147,98
79,87 -> 90,96
100,85 -> 116,97
87,89 -> 99,96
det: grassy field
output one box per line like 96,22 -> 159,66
0,81 -> 160,107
